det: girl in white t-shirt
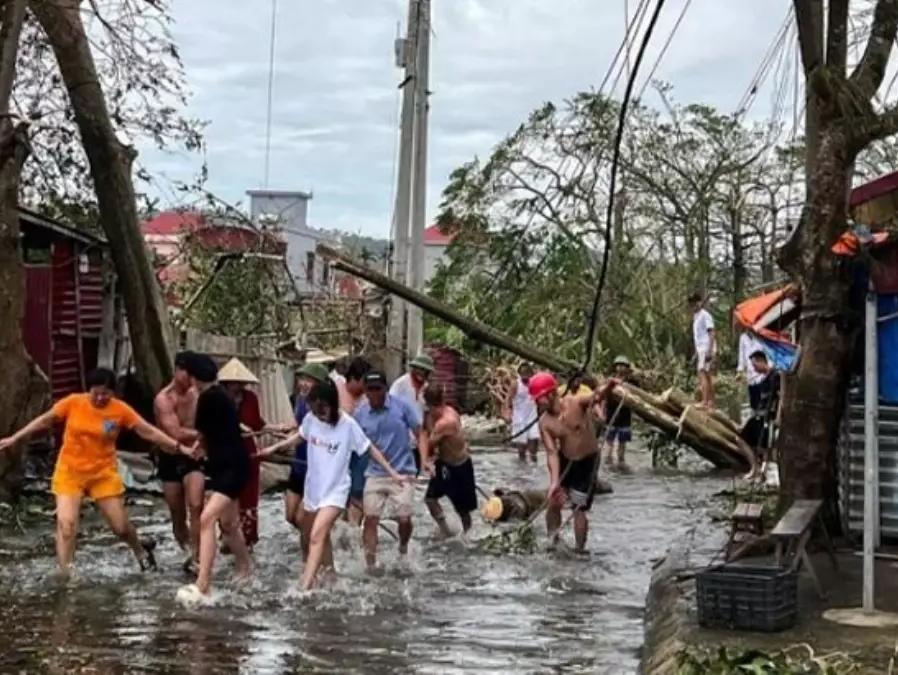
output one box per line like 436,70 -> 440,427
261,379 -> 405,590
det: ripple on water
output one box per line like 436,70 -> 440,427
0,448 -> 725,674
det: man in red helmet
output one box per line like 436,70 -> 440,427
529,371 -> 615,552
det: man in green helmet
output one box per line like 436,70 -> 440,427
603,356 -> 635,472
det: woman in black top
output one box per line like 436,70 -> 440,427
177,354 -> 251,602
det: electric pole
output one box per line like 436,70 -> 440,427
406,0 -> 430,359
386,0 -> 420,378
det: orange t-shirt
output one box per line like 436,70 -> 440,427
52,394 -> 141,473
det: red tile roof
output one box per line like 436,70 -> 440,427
424,224 -> 454,246
142,210 -> 207,235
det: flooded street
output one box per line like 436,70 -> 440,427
0,448 -> 725,674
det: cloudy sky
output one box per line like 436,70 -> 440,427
140,0 -> 790,239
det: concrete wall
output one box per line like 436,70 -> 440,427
424,244 -> 447,283
248,190 -> 333,295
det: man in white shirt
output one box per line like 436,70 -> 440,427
389,353 -> 433,471
737,331 -> 766,409
689,292 -> 716,409
506,363 -> 540,462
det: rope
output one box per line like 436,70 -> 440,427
512,397 -> 627,537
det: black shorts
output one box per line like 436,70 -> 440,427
286,465 -> 306,496
207,463 -> 249,500
157,452 -> 204,484
741,416 -> 772,450
559,454 -> 601,511
425,458 -> 478,516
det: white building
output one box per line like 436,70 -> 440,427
424,224 -> 454,283
246,189 -> 339,296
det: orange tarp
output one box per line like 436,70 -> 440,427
832,230 -> 891,256
733,285 -> 799,344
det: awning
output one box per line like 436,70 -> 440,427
733,285 -> 800,343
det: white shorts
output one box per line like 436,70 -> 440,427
303,489 -> 349,513
511,417 -> 540,442
697,348 -> 715,373
363,476 -> 415,518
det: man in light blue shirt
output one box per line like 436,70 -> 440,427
354,371 -> 423,569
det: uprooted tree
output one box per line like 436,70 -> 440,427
777,1 -> 898,501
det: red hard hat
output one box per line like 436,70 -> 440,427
528,372 -> 557,400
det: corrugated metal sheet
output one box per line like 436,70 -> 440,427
427,346 -> 461,410
51,240 -> 83,399
23,266 -> 52,373
838,403 -> 898,540
183,329 -> 294,427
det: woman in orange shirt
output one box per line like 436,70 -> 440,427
0,368 -> 198,576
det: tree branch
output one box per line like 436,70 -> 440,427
826,0 -> 849,72
794,0 -> 824,75
0,0 -> 27,113
849,0 -> 898,99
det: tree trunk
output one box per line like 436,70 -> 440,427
777,124 -> 855,501
30,0 -> 173,392
0,0 -> 49,501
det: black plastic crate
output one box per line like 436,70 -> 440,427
696,564 -> 797,632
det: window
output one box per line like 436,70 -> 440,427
321,261 -> 330,286
306,251 -> 314,283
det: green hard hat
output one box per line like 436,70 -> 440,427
613,355 -> 632,367
409,353 -> 434,373
297,362 -> 329,383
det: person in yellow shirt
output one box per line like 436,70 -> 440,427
557,373 -> 593,397
0,368 -> 197,576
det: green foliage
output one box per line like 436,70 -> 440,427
478,526 -> 539,555
173,231 -> 293,338
677,646 -> 860,674
426,88 -> 804,375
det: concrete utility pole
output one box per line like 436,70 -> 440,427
406,0 -> 430,359
386,0 -> 420,378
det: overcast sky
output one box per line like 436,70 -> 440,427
139,0 -> 790,238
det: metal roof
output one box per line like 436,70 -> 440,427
18,207 -> 107,247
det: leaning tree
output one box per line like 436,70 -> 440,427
778,0 -> 898,501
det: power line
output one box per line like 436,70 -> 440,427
263,0 -> 279,188
581,0 -> 668,373
636,0 -> 693,101
736,7 -> 793,118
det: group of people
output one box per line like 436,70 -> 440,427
690,291 -> 783,477
507,359 -> 636,473
0,351 -> 482,601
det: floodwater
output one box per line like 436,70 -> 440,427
0,448 -> 726,674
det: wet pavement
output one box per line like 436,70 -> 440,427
0,448 -> 726,674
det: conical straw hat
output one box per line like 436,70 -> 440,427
217,358 -> 259,384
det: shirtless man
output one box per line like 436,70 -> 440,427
154,351 -> 204,570
420,384 -> 478,536
529,371 -> 614,552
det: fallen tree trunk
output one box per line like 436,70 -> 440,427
32,0 -> 174,393
319,245 -> 752,472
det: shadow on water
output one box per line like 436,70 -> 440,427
0,447 -> 726,674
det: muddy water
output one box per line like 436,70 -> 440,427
0,449 -> 725,674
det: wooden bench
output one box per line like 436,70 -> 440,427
771,499 -> 837,599
726,502 -> 765,561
